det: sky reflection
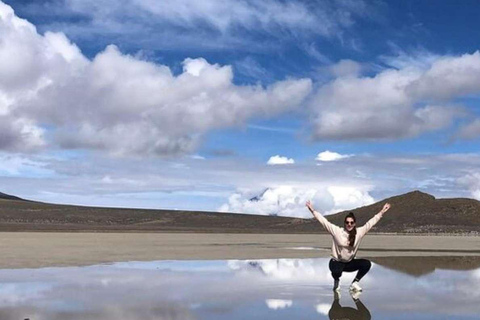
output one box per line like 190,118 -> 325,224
0,257 -> 479,319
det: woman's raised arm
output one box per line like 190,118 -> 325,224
357,203 -> 391,237
306,200 -> 340,235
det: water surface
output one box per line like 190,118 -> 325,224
0,257 -> 479,319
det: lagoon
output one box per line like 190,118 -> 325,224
1,257 -> 479,319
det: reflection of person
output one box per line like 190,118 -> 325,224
328,292 -> 371,320
306,200 -> 391,292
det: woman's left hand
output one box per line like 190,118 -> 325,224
381,203 -> 391,213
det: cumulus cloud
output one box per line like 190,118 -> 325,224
0,2 -> 312,156
457,119 -> 480,140
265,299 -> 293,310
228,258 -> 331,281
218,185 -> 374,218
309,52 -> 479,141
267,155 -> 295,165
329,59 -> 362,77
316,303 -> 331,315
407,51 -> 480,100
315,150 -> 351,162
327,186 -> 375,212
457,172 -> 480,200
0,117 -> 45,151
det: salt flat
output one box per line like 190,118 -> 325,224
0,232 -> 479,269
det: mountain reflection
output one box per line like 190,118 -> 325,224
0,258 -> 478,319
371,256 -> 480,276
231,256 -> 480,278
0,305 -> 196,320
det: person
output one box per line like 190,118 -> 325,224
329,291 -> 371,320
306,200 -> 391,292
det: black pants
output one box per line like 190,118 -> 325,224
329,258 -> 372,281
329,299 -> 371,320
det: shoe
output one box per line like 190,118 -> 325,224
350,290 -> 362,301
349,281 -> 362,292
333,279 -> 340,292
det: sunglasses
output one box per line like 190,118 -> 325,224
345,221 -> 355,225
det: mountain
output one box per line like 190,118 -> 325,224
0,192 -> 316,233
325,190 -> 480,233
249,188 -> 269,202
0,192 -> 25,201
0,190 -> 478,233
248,188 -> 279,216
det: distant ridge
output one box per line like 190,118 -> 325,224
326,190 -> 480,233
0,192 -> 25,201
0,190 -> 478,233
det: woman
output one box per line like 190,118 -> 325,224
329,291 -> 371,320
306,200 -> 391,292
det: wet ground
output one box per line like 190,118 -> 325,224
1,256 -> 479,319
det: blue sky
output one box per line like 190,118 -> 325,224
1,0 -> 480,217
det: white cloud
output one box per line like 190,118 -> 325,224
17,0 -> 375,51
457,172 -> 480,200
267,155 -> 295,165
330,59 -> 362,78
0,153 -> 52,176
228,258 -> 331,281
309,52 -> 480,141
326,186 -> 375,213
4,1 -> 480,159
190,155 -> 206,160
316,303 -> 331,315
135,0 -> 322,34
0,2 -> 312,156
457,119 -> 480,139
234,56 -> 271,81
265,299 -> 293,310
379,46 -> 441,70
407,51 -> 480,100
0,117 -> 46,151
183,58 -> 209,76
219,185 -> 374,218
315,150 -> 351,162
3,151 -> 480,211
100,175 -> 146,187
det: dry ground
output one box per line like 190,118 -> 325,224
1,232 -> 479,269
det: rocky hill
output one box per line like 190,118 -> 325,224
0,192 -> 25,201
0,190 -> 478,233
0,192 -> 316,232
326,190 -> 480,233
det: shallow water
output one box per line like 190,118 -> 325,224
0,257 -> 479,319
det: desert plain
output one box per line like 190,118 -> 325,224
1,232 -> 479,269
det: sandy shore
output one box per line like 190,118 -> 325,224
0,232 -> 479,269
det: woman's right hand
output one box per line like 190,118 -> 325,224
306,200 -> 314,212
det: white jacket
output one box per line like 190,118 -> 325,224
313,210 -> 384,262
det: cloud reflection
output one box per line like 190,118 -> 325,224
265,299 -> 293,310
0,257 -> 478,319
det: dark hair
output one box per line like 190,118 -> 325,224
344,212 -> 357,247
